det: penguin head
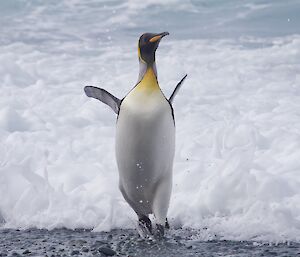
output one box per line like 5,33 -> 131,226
138,32 -> 169,65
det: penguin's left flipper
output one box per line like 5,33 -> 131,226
169,74 -> 187,104
84,86 -> 121,114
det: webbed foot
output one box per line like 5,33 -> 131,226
155,224 -> 165,238
137,215 -> 152,238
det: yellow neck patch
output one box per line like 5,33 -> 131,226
136,67 -> 159,92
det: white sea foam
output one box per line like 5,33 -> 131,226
0,0 -> 300,242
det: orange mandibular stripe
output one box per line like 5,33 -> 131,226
149,35 -> 162,43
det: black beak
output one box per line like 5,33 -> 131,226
159,31 -> 169,38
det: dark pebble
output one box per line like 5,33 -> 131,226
98,246 -> 116,256
95,240 -> 106,245
82,247 -> 89,252
22,249 -> 31,254
71,250 -> 80,255
268,251 -> 278,256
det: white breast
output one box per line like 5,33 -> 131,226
115,88 -> 175,215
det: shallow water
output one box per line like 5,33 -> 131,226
0,228 -> 299,257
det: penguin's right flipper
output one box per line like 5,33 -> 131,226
84,86 -> 121,114
169,74 -> 187,104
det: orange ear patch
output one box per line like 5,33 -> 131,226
138,46 -> 146,63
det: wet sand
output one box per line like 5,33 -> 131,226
0,228 -> 299,257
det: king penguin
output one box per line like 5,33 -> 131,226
84,32 -> 187,237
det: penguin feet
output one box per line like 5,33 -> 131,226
137,216 -> 168,238
137,215 -> 152,238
